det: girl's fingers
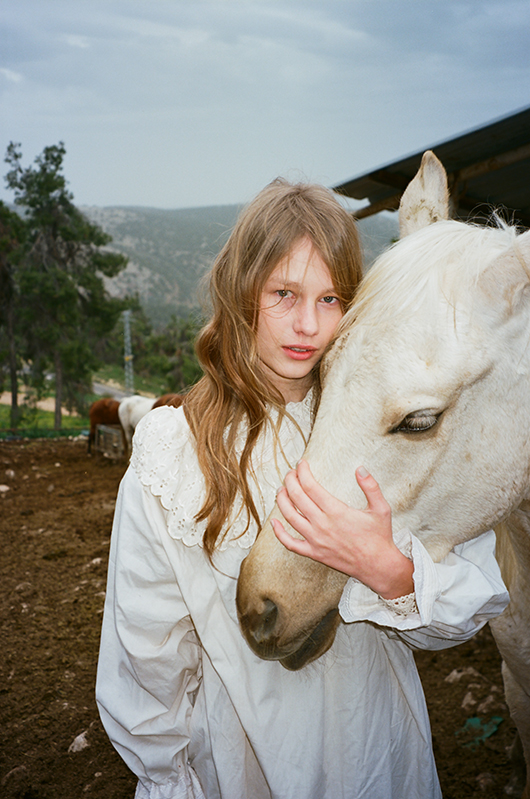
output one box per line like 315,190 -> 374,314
271,518 -> 312,557
295,460 -> 338,514
297,460 -> 391,522
280,468 -> 322,520
275,486 -> 313,538
355,466 -> 391,518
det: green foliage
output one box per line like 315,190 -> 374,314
98,307 -> 203,395
2,141 -> 129,428
135,314 -> 204,392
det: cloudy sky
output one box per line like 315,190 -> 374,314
2,0 -> 529,210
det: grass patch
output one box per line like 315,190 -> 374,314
93,366 -> 168,398
93,364 -> 126,387
0,403 -> 89,439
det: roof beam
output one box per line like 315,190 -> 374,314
346,142 -> 530,222
452,142 -> 530,183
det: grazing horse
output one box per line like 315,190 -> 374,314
236,152 -> 530,796
152,393 -> 185,409
88,398 -> 121,454
118,395 -> 155,454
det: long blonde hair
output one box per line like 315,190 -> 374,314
185,178 -> 363,555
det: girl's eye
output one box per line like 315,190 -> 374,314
321,296 -> 339,305
276,289 -> 292,299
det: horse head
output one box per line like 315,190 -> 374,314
236,151 -> 530,670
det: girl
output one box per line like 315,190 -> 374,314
96,179 -> 508,799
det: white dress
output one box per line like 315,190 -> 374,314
96,400 -> 509,799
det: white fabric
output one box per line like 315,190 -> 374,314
135,768 -> 205,799
97,403 -> 509,799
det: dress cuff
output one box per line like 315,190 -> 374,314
135,766 -> 205,799
381,592 -> 418,615
338,528 -> 440,630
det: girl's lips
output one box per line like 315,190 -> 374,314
282,346 -> 317,361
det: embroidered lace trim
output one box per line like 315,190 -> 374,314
130,397 -> 312,551
381,591 -> 418,615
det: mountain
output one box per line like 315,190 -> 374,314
82,204 -> 398,327
82,205 -> 240,326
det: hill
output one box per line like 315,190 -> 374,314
82,204 -> 398,327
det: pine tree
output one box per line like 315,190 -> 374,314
0,201 -> 27,427
3,141 -> 128,428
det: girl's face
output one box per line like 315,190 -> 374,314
257,237 -> 343,403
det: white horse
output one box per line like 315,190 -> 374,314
118,395 -> 155,454
236,152 -> 530,797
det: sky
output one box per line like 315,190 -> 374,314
2,0 -> 530,210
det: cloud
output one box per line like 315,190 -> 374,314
1,0 -> 529,208
0,68 -> 23,83
64,34 -> 91,49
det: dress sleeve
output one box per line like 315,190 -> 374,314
338,529 -> 509,651
96,466 -> 205,799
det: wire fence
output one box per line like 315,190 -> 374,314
0,427 -> 89,441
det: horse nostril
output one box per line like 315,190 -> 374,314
252,599 -> 279,645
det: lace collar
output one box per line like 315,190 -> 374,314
131,392 -> 313,550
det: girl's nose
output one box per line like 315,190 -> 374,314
293,301 -> 318,336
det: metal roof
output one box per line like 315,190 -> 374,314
333,105 -> 530,228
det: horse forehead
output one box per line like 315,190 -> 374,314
326,313 -> 492,416
335,313 -> 465,373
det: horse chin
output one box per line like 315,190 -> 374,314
243,608 -> 341,671
278,609 -> 341,671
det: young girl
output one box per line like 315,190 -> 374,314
96,179 -> 509,799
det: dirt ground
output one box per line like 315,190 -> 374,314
0,438 -> 521,799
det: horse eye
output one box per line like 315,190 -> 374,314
392,410 -> 441,433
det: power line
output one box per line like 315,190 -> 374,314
122,310 -> 134,396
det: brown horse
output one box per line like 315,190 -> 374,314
88,398 -> 121,453
152,393 -> 185,409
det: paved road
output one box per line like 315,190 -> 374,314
92,382 -> 129,400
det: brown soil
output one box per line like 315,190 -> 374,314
0,438 -> 519,799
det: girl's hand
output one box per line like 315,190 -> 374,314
272,460 -> 414,599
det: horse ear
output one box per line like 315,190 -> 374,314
399,150 -> 449,238
509,230 -> 530,312
478,230 -> 530,317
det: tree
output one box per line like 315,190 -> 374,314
0,201 -> 28,427
3,142 -> 128,428
134,314 -> 203,392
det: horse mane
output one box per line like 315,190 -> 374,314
338,219 -> 520,337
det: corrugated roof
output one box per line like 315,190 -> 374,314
333,106 -> 530,228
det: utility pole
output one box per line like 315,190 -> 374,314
122,309 -> 134,396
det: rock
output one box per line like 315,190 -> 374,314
444,667 -> 482,683
476,772 -> 494,790
68,731 -> 90,753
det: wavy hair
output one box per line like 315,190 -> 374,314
184,178 -> 363,555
